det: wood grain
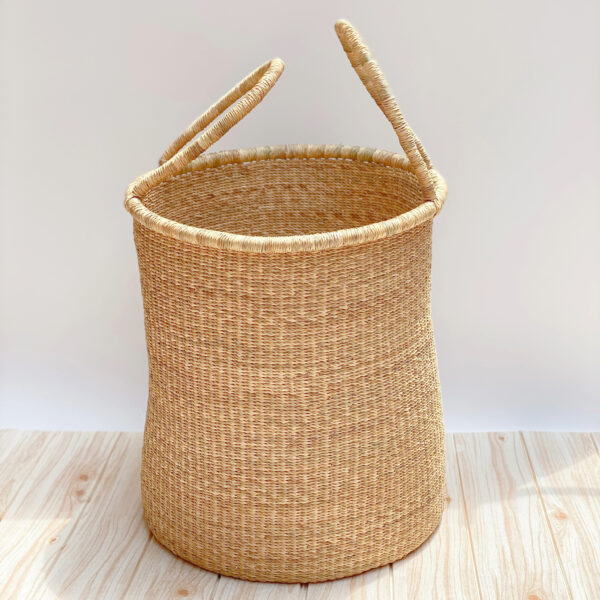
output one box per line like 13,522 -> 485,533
26,433 -> 146,599
213,576 -> 305,600
306,565 -> 391,600
522,432 -> 600,598
1,431 -> 599,599
454,432 -> 572,599
125,536 -> 220,600
592,433 -> 600,457
0,430 -> 53,518
392,436 -> 481,599
0,431 -> 118,598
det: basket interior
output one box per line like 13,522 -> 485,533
142,156 -> 424,237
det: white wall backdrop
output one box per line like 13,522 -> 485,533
1,0 -> 598,432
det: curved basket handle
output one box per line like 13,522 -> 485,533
129,58 -> 284,198
335,20 -> 441,212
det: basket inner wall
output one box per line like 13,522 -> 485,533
142,157 -> 424,236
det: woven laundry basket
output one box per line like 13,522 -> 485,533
125,20 -> 447,583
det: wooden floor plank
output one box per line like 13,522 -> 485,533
124,535 -> 220,600
0,431 -> 118,598
454,432 -> 572,599
392,435 -> 481,599
212,575 -> 305,600
592,433 -> 600,456
522,432 -> 600,598
306,564 -> 391,599
0,430 -> 55,518
25,432 -> 147,599
2,430 -> 599,598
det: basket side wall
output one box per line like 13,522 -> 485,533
133,219 -> 445,583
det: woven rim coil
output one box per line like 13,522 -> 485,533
125,19 -> 447,583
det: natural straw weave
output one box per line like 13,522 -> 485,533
125,20 -> 447,583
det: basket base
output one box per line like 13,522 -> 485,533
142,494 -> 445,584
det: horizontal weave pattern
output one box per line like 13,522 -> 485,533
134,153 -> 445,582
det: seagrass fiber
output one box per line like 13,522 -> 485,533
125,19 -> 448,583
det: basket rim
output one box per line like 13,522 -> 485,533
125,144 -> 447,253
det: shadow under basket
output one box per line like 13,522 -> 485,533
125,19 -> 448,583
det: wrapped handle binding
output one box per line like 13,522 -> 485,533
128,20 -> 440,212
334,20 -> 441,212
129,58 -> 284,198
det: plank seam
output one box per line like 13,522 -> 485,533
452,434 -> 484,600
121,529 -> 153,597
519,432 -> 574,600
207,574 -> 221,600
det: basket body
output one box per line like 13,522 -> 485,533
133,150 -> 446,582
127,19 -> 447,583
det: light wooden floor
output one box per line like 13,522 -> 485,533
0,431 -> 599,599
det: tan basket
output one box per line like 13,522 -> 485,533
125,20 -> 447,583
